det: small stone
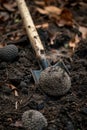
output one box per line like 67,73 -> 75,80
0,62 -> 7,69
29,94 -> 45,110
37,102 -> 44,110
39,66 -> 71,96
21,88 -> 28,95
9,75 -> 21,85
29,100 -> 44,110
19,81 -> 27,89
81,107 -> 87,115
66,121 -> 74,130
2,85 -> 11,95
22,110 -> 48,130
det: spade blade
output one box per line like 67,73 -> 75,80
30,69 -> 42,84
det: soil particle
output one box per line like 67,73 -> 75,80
28,94 -> 45,110
73,39 -> 87,59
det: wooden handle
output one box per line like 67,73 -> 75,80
16,0 -> 45,59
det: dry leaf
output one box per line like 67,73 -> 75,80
59,8 -> 73,27
50,33 -> 58,45
36,23 -> 49,29
3,3 -> 16,12
7,84 -> 19,96
10,121 -> 23,127
36,7 -> 48,14
44,6 -> 62,15
35,1 -> 45,6
36,6 -> 74,27
36,6 -> 62,15
79,26 -> 87,39
69,34 -> 81,51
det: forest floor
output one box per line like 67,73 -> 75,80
0,0 -> 87,130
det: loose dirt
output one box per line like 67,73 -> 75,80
0,0 -> 87,130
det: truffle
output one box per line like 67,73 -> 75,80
39,66 -> 71,96
0,44 -> 18,62
22,110 -> 48,130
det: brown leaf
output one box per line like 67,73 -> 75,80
36,7 -> 48,14
36,6 -> 74,27
7,84 -> 19,97
35,1 -> 45,6
3,2 -> 16,12
10,121 -> 23,127
44,6 -> 62,15
59,8 -> 73,26
79,26 -> 87,39
69,35 -> 81,51
36,6 -> 62,15
36,23 -> 49,29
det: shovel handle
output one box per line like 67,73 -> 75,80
16,0 -> 45,60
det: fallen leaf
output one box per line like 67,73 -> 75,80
58,8 -> 73,27
36,6 -> 74,27
79,26 -> 87,39
3,2 -> 16,12
7,84 -> 19,96
35,1 -> 45,6
44,6 -> 62,15
69,34 -> 81,51
36,6 -> 62,15
36,7 -> 48,14
10,121 -> 23,127
36,22 -> 49,29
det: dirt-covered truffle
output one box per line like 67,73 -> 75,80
39,66 -> 71,96
0,44 -> 18,62
22,110 -> 48,130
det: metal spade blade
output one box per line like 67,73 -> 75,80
30,58 -> 49,84
30,69 -> 42,84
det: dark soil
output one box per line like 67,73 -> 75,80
0,0 -> 87,130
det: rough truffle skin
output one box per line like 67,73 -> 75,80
22,110 -> 48,130
0,44 -> 18,62
39,66 -> 71,96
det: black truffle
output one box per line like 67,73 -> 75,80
39,66 -> 71,96
22,110 -> 48,130
0,44 -> 18,62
